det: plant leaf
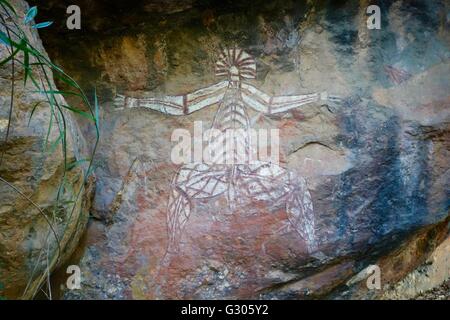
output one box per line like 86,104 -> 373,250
94,88 -> 99,126
54,72 -> 79,89
0,47 -> 20,67
0,0 -> 17,15
67,158 -> 91,170
34,89 -> 82,97
44,105 -> 54,149
61,104 -> 95,121
22,40 -> 30,85
0,30 -> 11,46
32,21 -> 53,29
49,133 -> 63,154
0,30 -> 28,51
27,101 -> 44,126
24,6 -> 37,24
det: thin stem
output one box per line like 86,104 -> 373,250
0,12 -> 15,166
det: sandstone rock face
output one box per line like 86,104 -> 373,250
0,0 -> 91,299
31,0 -> 449,299
382,235 -> 450,299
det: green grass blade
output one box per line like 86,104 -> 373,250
61,104 -> 95,121
0,0 -> 17,15
0,46 -> 19,66
27,101 -> 44,126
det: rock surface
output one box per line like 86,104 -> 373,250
382,234 -> 450,299
0,0 -> 92,299
25,0 -> 450,299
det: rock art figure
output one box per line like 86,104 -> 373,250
115,48 -> 341,257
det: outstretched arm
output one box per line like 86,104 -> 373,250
241,83 -> 341,114
114,80 -> 229,115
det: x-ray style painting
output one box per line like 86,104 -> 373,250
115,48 -> 340,258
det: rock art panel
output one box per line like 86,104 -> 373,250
112,48 -> 343,293
32,0 -> 448,300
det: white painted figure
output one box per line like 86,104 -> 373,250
115,48 -> 341,257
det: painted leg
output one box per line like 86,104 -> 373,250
162,163 -> 228,264
166,186 -> 191,255
286,173 -> 317,253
